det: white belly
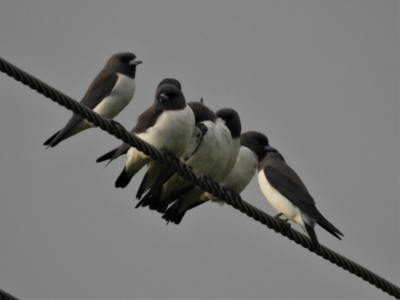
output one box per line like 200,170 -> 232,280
223,146 -> 258,194
205,119 -> 239,181
92,74 -> 136,119
203,146 -> 258,202
139,107 -> 195,156
125,107 -> 195,174
258,170 -> 304,225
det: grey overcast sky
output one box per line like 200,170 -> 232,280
0,1 -> 398,299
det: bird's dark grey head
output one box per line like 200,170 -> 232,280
155,83 -> 186,111
187,102 -> 216,123
216,108 -> 241,139
157,78 -> 182,90
108,52 -> 142,78
240,131 -> 270,161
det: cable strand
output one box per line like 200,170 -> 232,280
0,289 -> 20,300
1,56 -> 399,299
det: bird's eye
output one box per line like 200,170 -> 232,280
119,57 -> 125,62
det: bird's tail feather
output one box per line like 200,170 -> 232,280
136,172 -> 149,200
96,148 -> 119,163
115,167 -> 133,188
137,168 -> 176,201
304,222 -> 320,253
317,216 -> 344,240
162,198 -> 206,224
162,200 -> 186,225
166,185 -> 194,204
136,188 -> 162,210
43,130 -> 61,147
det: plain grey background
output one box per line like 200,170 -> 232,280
0,1 -> 398,299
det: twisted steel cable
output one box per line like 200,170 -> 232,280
1,57 -> 399,299
0,289 -> 20,300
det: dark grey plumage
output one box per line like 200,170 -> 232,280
258,144 -> 343,252
44,52 -> 141,148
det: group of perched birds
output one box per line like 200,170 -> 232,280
44,52 -> 343,252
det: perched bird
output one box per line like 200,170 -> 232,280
96,79 -> 205,193
135,100 -> 217,200
161,108 -> 242,224
136,106 -> 236,211
159,131 -> 268,222
204,131 -> 271,201
96,79 -> 195,189
44,52 -> 142,148
258,143 -> 343,252
95,78 -> 183,165
180,100 -> 217,161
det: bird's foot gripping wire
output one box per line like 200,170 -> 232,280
274,213 -> 291,229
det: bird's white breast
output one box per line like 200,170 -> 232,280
258,170 -> 316,233
198,121 -> 240,203
258,170 -> 302,221
223,146 -> 258,194
184,121 -> 222,176
202,146 -> 258,203
124,107 -> 195,174
93,74 -> 136,119
216,137 -> 240,182
138,107 -> 195,156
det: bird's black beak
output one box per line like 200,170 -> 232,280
158,93 -> 169,102
129,58 -> 142,66
265,145 -> 278,152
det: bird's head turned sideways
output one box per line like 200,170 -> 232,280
215,108 -> 242,139
154,83 -> 186,111
187,101 -> 216,123
240,131 -> 270,161
108,52 -> 142,77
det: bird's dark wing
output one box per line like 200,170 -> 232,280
134,107 -> 163,134
264,165 -> 315,207
80,72 -> 118,109
96,142 -> 131,165
44,73 -> 119,147
44,114 -> 89,147
264,165 -> 343,239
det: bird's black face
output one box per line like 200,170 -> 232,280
187,101 -> 216,123
216,108 -> 241,139
158,92 -> 173,103
116,53 -> 142,67
155,84 -> 186,110
109,52 -> 142,77
240,131 -> 270,161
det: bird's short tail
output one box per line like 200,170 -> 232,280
162,200 -> 186,225
304,222 -> 320,253
315,213 -> 344,240
96,148 -> 119,163
136,188 -> 166,213
115,167 -> 133,188
43,130 -> 61,148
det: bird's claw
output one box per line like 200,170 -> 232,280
279,218 -> 291,229
273,213 -> 291,228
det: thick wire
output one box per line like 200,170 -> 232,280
0,289 -> 20,300
1,57 -> 399,299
